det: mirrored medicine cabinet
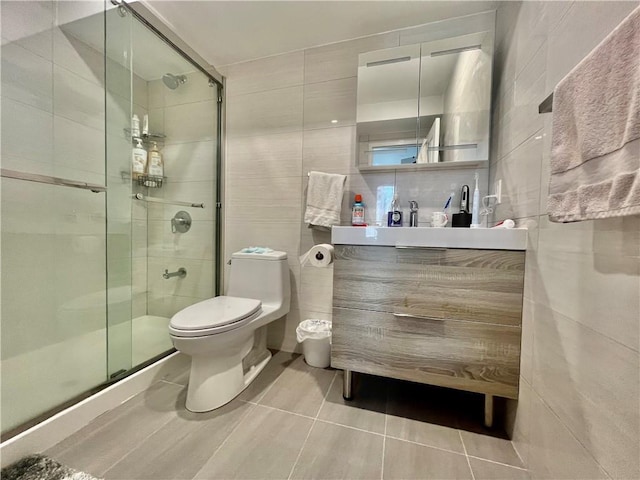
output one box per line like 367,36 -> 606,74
356,28 -> 494,172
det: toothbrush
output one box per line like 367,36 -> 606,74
443,192 -> 454,212
470,172 -> 481,228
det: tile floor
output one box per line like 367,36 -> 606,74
46,352 -> 529,479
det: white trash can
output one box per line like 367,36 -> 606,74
296,319 -> 332,368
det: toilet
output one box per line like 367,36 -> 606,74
169,249 -> 290,412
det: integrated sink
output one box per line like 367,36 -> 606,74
331,226 -> 527,250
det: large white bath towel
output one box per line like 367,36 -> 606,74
304,171 -> 347,228
548,6 -> 640,222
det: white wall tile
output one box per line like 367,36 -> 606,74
53,27 -> 104,87
163,141 -> 216,182
1,41 -> 53,112
303,77 -> 357,130
226,86 -> 303,138
53,115 -> 105,180
528,389 -> 608,479
225,50 -> 304,97
227,132 -> 303,179
54,64 -> 104,130
1,97 -> 54,169
164,100 -> 216,144
532,304 -> 640,479
302,126 -> 357,176
304,32 -> 399,84
1,1 -> 54,60
227,175 -> 302,224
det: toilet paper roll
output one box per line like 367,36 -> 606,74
300,244 -> 335,268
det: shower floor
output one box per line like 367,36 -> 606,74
1,315 -> 172,434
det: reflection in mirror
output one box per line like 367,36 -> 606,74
356,44 -> 421,167
356,28 -> 493,170
418,31 -> 492,163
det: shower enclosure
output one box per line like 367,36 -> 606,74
0,0 -> 223,438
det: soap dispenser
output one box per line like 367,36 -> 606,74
132,138 -> 147,179
388,194 -> 402,227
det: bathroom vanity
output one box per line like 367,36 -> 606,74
331,226 -> 527,427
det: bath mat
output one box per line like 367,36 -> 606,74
0,454 -> 101,480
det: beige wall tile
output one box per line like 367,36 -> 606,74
53,27 -> 104,87
302,126 -> 357,176
1,41 -> 53,112
1,1 -> 54,60
303,77 -> 357,130
163,141 -> 216,182
225,50 -> 304,97
227,175 -> 302,223
400,11 -> 495,46
54,65 -> 104,131
226,86 -> 303,138
528,389 -> 608,479
227,132 -> 303,179
164,100 -> 216,144
535,248 -> 639,352
532,304 -> 640,479
2,97 -> 53,169
304,32 -> 399,84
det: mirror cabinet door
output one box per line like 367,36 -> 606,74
419,31 -> 493,163
356,44 -> 421,167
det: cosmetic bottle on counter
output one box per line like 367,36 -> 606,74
351,194 -> 366,226
388,193 -> 402,227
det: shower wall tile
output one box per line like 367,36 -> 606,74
149,181 -> 215,222
1,97 -> 53,169
148,220 -> 215,262
162,140 -> 216,182
147,79 -> 164,109
303,77 -> 357,130
1,41 -> 53,112
164,100 -> 216,144
226,86 -> 303,138
163,71 -> 216,107
225,50 -> 304,97
53,27 -> 104,87
226,132 -> 303,179
0,0 -> 54,60
54,65 -> 105,130
303,32 -> 399,84
53,115 -> 105,180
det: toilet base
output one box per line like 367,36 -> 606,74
184,332 -> 272,412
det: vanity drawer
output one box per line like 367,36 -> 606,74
331,307 -> 521,398
333,245 -> 525,327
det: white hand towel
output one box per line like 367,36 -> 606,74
548,6 -> 640,223
304,171 -> 347,228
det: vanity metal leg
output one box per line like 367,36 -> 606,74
484,394 -> 494,428
342,369 -> 353,400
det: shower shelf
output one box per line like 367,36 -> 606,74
136,174 -> 164,188
124,129 -> 166,144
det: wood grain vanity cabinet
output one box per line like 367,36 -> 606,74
331,244 -> 525,426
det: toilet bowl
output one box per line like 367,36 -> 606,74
169,249 -> 290,412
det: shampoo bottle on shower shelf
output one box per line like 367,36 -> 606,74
131,114 -> 141,138
132,138 -> 147,179
351,194 -> 366,226
147,141 -> 163,177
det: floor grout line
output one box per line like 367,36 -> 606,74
466,455 -> 529,471
159,379 -> 187,387
381,409 -> 388,480
286,371 -> 337,480
385,434 -> 467,456
190,401 -> 259,479
459,430 -> 476,480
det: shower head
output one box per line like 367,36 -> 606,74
162,73 -> 187,90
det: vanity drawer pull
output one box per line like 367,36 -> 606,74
392,312 -> 442,320
395,245 -> 447,251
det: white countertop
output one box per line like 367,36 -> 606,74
331,226 -> 528,250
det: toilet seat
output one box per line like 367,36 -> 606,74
169,296 -> 262,338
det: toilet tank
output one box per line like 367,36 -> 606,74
227,250 -> 290,307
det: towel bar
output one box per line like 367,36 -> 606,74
539,93 -> 553,114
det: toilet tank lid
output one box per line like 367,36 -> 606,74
170,296 -> 262,330
232,249 -> 287,261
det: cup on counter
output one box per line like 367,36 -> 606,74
431,211 -> 448,228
